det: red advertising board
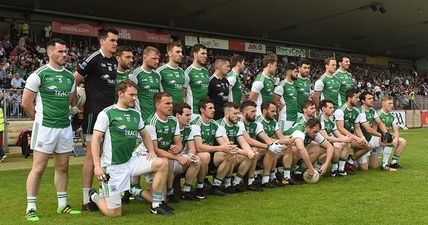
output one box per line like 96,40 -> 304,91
229,40 -> 245,52
421,111 -> 428,127
52,21 -> 170,44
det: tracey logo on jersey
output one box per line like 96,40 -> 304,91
46,85 -> 72,97
115,125 -> 139,138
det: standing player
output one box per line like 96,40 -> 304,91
157,42 -> 185,104
191,99 -> 236,196
313,57 -> 340,109
335,55 -> 353,107
22,38 -> 80,221
89,80 -> 171,216
295,59 -> 312,115
173,102 -> 206,200
209,58 -> 230,120
318,99 -> 352,176
248,53 -> 277,115
74,27 -> 119,211
227,55 -> 245,106
114,46 -> 133,102
272,63 -> 299,132
218,102 -> 255,193
333,89 -> 370,172
129,46 -> 161,120
115,46 -> 133,83
184,44 -> 209,115
377,96 -> 407,170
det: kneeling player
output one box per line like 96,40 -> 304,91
318,100 -> 352,176
372,96 -> 407,170
218,102 -> 256,193
90,80 -> 172,216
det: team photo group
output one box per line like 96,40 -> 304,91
22,27 -> 407,221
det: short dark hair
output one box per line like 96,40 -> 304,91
223,102 -> 239,110
116,45 -> 133,57
262,53 -> 277,68
301,100 -> 315,110
173,102 -> 191,116
297,59 -> 311,67
324,57 -> 336,65
167,42 -> 183,52
306,118 -> 321,129
191,44 -> 207,57
153,92 -> 172,104
46,38 -> 66,49
117,79 -> 137,95
98,27 -> 119,40
261,101 -> 275,112
346,88 -> 360,101
320,99 -> 334,110
230,54 -> 244,68
338,54 -> 351,63
198,98 -> 214,114
240,100 -> 257,112
359,91 -> 373,103
284,62 -> 297,72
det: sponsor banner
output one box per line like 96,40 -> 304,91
391,110 -> 406,128
185,36 -> 199,46
308,50 -> 335,59
52,20 -> 170,43
229,40 -> 245,52
421,110 -> 428,127
199,37 -> 229,50
52,20 -> 100,37
115,27 -> 170,44
276,46 -> 306,57
245,42 -> 266,54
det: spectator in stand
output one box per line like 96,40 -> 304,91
11,72 -> 25,88
5,90 -> 20,117
0,105 -> 5,162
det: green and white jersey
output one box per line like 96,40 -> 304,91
129,67 -> 161,120
334,69 -> 352,106
184,65 -> 210,114
314,73 -> 341,108
238,119 -> 264,139
157,64 -> 185,104
190,116 -> 226,145
217,118 -> 243,145
377,109 -> 398,131
319,114 -> 337,136
359,106 -> 379,140
25,65 -> 75,128
283,116 -> 308,135
255,115 -> 279,138
180,125 -> 194,154
114,70 -> 130,103
295,75 -> 311,113
116,70 -> 130,83
287,121 -> 325,147
274,79 -> 299,122
94,105 -> 144,167
333,104 -> 360,133
145,113 -> 180,151
251,73 -> 275,114
226,70 -> 242,106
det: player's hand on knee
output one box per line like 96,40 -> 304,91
177,155 -> 190,167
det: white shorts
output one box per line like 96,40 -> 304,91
31,121 -> 73,154
369,136 -> 381,149
103,152 -> 155,209
358,151 -> 371,164
279,120 -> 294,133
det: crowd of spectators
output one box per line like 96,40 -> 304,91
1,32 -> 427,118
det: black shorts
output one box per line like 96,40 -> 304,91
82,112 -> 99,135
